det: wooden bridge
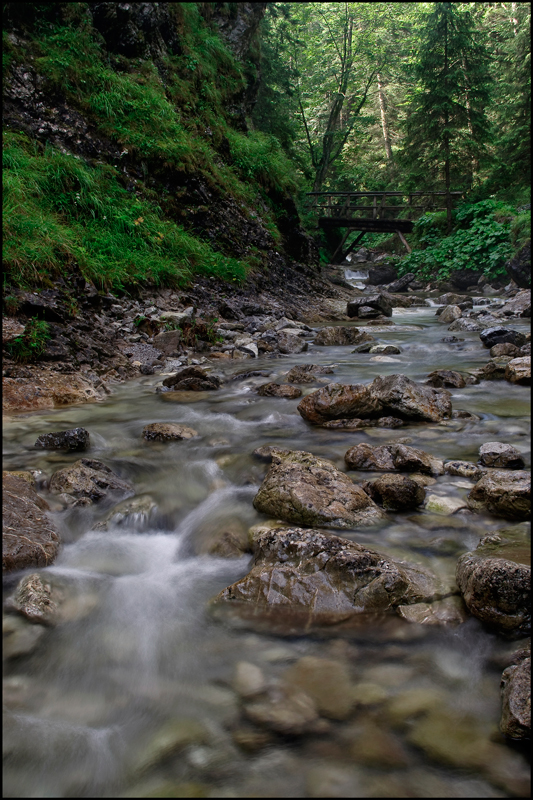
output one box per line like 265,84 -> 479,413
306,190 -> 464,262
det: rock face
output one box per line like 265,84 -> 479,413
314,327 -> 374,346
505,356 -> 531,385
362,474 -> 426,511
347,294 -> 393,318
345,443 -> 444,476
162,366 -> 220,391
3,472 -> 60,573
297,374 -> 452,426
500,652 -> 531,739
456,528 -> 530,636
478,442 -> 525,469
256,383 -> 302,398
252,450 -> 385,529
285,364 -> 335,383
480,327 -> 526,349
211,527 -> 447,631
142,423 -> 198,441
34,427 -> 90,451
49,458 -> 133,502
467,470 -> 530,520
505,243 -> 531,289
450,269 -> 483,290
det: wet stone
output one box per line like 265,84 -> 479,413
49,458 -> 133,502
362,473 -> 426,511
444,460 -> 485,480
142,423 -> 198,441
256,382 -> 302,399
34,427 -> 90,451
3,472 -> 60,573
285,364 -> 335,383
467,469 -> 530,521
478,441 -> 525,469
282,656 -> 355,720
500,653 -> 531,739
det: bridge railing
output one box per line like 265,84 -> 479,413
306,191 -> 464,221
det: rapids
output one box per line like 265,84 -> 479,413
3,297 -> 530,798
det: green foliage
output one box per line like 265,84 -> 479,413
7,318 -> 51,363
226,129 -> 300,195
2,131 -> 247,290
510,210 -> 531,252
396,199 -> 514,281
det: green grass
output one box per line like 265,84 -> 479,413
3,131 -> 247,290
6,318 -> 51,363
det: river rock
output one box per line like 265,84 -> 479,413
500,653 -> 531,739
467,470 -> 530,520
297,383 -> 381,425
314,327 -> 374,346
282,656 -> 355,720
366,264 -> 398,286
489,342 -> 520,358
456,527 -> 530,635
478,442 -> 525,469
152,329 -> 182,355
298,374 -> 451,426
211,527 -> 447,632
444,460 -> 485,480
252,449 -> 385,529
386,273 -> 415,293
93,495 -> 158,531
347,294 -> 393,318
450,270 -> 483,290
345,443 -> 444,476
424,494 -> 468,515
425,370 -> 467,389
368,344 -> 402,355
505,355 -> 530,385
285,364 -> 335,383
362,474 -> 426,511
370,374 -> 452,422
3,614 -> 47,659
277,331 -> 308,354
499,288 -> 531,317
142,423 -> 198,441
256,383 -> 302,398
243,684 -> 323,736
438,305 -> 462,324
446,317 -> 483,332
6,573 -> 58,626
34,427 -> 90,451
479,327 -> 526,349
48,458 -> 133,502
396,596 -> 468,627
162,366 -> 220,391
3,472 -> 60,573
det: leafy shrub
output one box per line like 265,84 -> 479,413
7,318 -> 50,363
397,200 -> 514,282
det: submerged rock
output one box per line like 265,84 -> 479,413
314,327 -> 374,346
142,422 -> 198,441
211,527 -> 448,632
456,527 -> 531,636
162,366 -> 220,391
34,427 -> 90,451
252,449 -> 385,529
467,469 -> 530,520
3,472 -> 60,573
285,364 -> 335,383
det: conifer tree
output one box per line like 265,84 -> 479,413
399,2 -> 492,230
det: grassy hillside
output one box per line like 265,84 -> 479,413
3,2 -> 304,293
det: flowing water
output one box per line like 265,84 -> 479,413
3,299 -> 531,798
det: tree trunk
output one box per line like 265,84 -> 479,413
444,11 -> 452,234
377,73 -> 393,161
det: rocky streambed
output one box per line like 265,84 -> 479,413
2,279 -> 531,798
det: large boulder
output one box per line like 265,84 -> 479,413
314,327 -> 374,347
438,305 -> 462,324
347,294 -> 393,318
425,370 -> 467,389
366,264 -> 398,286
498,289 -> 531,318
3,473 -> 60,573
505,356 -> 531,385
456,527 -> 530,636
500,652 -> 531,739
211,527 -> 448,632
450,269 -> 483,290
467,470 -> 530,520
49,458 -> 134,503
345,443 -> 444,476
447,318 -> 483,332
277,331 -> 308,354
386,273 -> 415,293
505,242 -> 531,289
297,374 -> 452,426
252,449 -> 385,529
479,327 -> 526,349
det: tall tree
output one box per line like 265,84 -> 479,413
399,2 -> 492,229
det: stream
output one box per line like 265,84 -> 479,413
3,292 -> 531,798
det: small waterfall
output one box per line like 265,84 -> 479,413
344,268 -> 368,288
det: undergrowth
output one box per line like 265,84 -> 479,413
396,199 -> 516,282
6,318 -> 51,363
